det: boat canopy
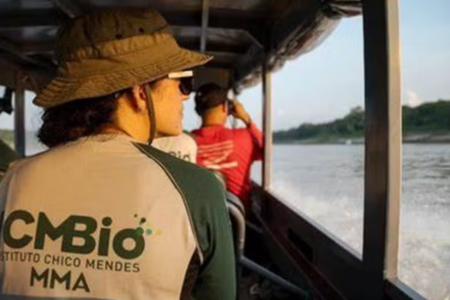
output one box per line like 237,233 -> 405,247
0,0 -> 361,93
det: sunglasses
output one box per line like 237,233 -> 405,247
168,71 -> 194,96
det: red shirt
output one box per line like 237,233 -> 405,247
192,123 -> 263,209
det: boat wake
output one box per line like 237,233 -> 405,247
270,177 -> 450,300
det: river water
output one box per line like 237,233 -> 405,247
23,136 -> 450,300
252,144 -> 449,300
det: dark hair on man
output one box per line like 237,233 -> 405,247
37,92 -> 124,148
194,83 -> 229,115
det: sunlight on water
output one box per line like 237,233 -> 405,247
252,144 -> 450,300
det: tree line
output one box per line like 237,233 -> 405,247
273,99 -> 450,142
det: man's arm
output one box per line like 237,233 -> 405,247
231,100 -> 263,160
246,122 -> 263,160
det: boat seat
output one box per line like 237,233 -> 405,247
226,191 -> 245,216
226,192 -> 309,299
226,192 -> 246,258
211,170 -> 246,220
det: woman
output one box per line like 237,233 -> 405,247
0,8 -> 235,300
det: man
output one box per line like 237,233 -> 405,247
192,83 -> 263,212
152,131 -> 198,163
0,9 -> 235,300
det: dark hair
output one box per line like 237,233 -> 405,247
37,92 -> 124,148
194,83 -> 228,115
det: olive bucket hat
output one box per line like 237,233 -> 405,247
33,8 -> 212,108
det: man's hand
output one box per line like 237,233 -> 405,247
231,100 -> 251,125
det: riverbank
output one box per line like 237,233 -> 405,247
2,129 -> 450,147
274,132 -> 450,145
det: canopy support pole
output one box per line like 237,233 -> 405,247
362,0 -> 401,299
200,0 -> 210,53
262,61 -> 272,190
14,70 -> 26,157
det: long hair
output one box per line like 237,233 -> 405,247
37,92 -> 124,148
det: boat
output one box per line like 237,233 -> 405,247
0,0 -> 428,299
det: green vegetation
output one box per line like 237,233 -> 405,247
403,100 -> 450,132
2,100 -> 450,145
274,99 -> 450,144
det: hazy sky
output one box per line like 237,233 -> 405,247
0,0 -> 449,132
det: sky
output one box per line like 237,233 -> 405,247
0,0 -> 449,132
